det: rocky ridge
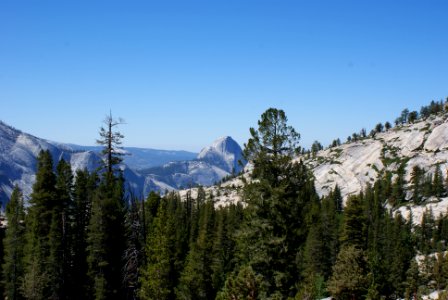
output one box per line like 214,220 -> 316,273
180,113 -> 448,213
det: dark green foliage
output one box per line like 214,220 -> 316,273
87,174 -> 127,300
340,194 -> 367,249
408,110 -> 418,123
416,209 -> 436,255
383,213 -> 414,296
216,265 -> 264,300
210,204 -> 244,294
23,150 -> 56,299
235,108 -> 318,298
405,259 -> 422,299
433,165 -> 445,198
71,170 -> 97,299
411,165 -> 424,204
327,245 -> 369,300
390,164 -> 406,206
243,107 -> 300,186
123,195 -> 146,300
139,197 -> 174,300
48,159 -> 73,299
375,122 -> 384,133
311,140 -> 323,157
3,186 -> 26,300
176,201 -> 215,300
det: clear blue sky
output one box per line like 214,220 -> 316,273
1,1 -> 447,152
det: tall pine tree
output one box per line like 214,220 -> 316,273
2,185 -> 26,300
22,150 -> 56,299
87,114 -> 127,300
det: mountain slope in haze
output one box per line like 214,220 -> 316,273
140,136 -> 245,192
0,121 -> 102,204
0,121 -> 245,204
63,144 -> 197,170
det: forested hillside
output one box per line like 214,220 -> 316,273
2,100 -> 448,299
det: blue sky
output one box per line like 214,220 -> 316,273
1,1 -> 447,152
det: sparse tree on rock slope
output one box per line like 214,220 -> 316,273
243,107 -> 301,187
3,185 -> 26,300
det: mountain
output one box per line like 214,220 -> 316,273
0,121 -> 102,204
197,136 -> 246,174
0,121 -> 245,204
139,136 -> 246,192
62,144 -> 197,170
307,113 -> 448,203
179,112 -> 448,217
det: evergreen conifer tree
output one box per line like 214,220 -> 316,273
87,115 -> 127,300
230,108 -> 317,298
327,245 -> 369,299
139,198 -> 174,300
410,165 -> 424,204
2,185 -> 26,300
71,169 -> 97,299
433,165 -> 445,197
22,150 -> 56,299
176,201 -> 216,300
47,159 -> 73,299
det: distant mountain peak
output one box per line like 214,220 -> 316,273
197,136 -> 245,174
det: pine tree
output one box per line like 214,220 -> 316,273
410,165 -> 424,204
71,170 -> 97,299
320,193 -> 340,278
96,112 -> 125,174
385,213 -> 414,296
405,259 -> 421,299
433,165 -> 445,198
176,200 -> 216,300
87,173 -> 127,300
216,265 -> 264,300
243,108 -> 300,187
232,108 -> 317,298
2,185 -> 26,300
87,115 -> 127,299
139,198 -> 174,300
22,150 -> 56,299
340,195 -> 367,250
123,195 -> 145,300
327,245 -> 369,300
47,159 -> 73,299
210,203 -> 243,295
390,165 -> 406,206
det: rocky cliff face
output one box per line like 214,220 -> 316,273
0,121 -> 102,204
180,113 -> 448,211
307,113 -> 448,204
197,136 -> 246,174
140,136 -> 246,193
